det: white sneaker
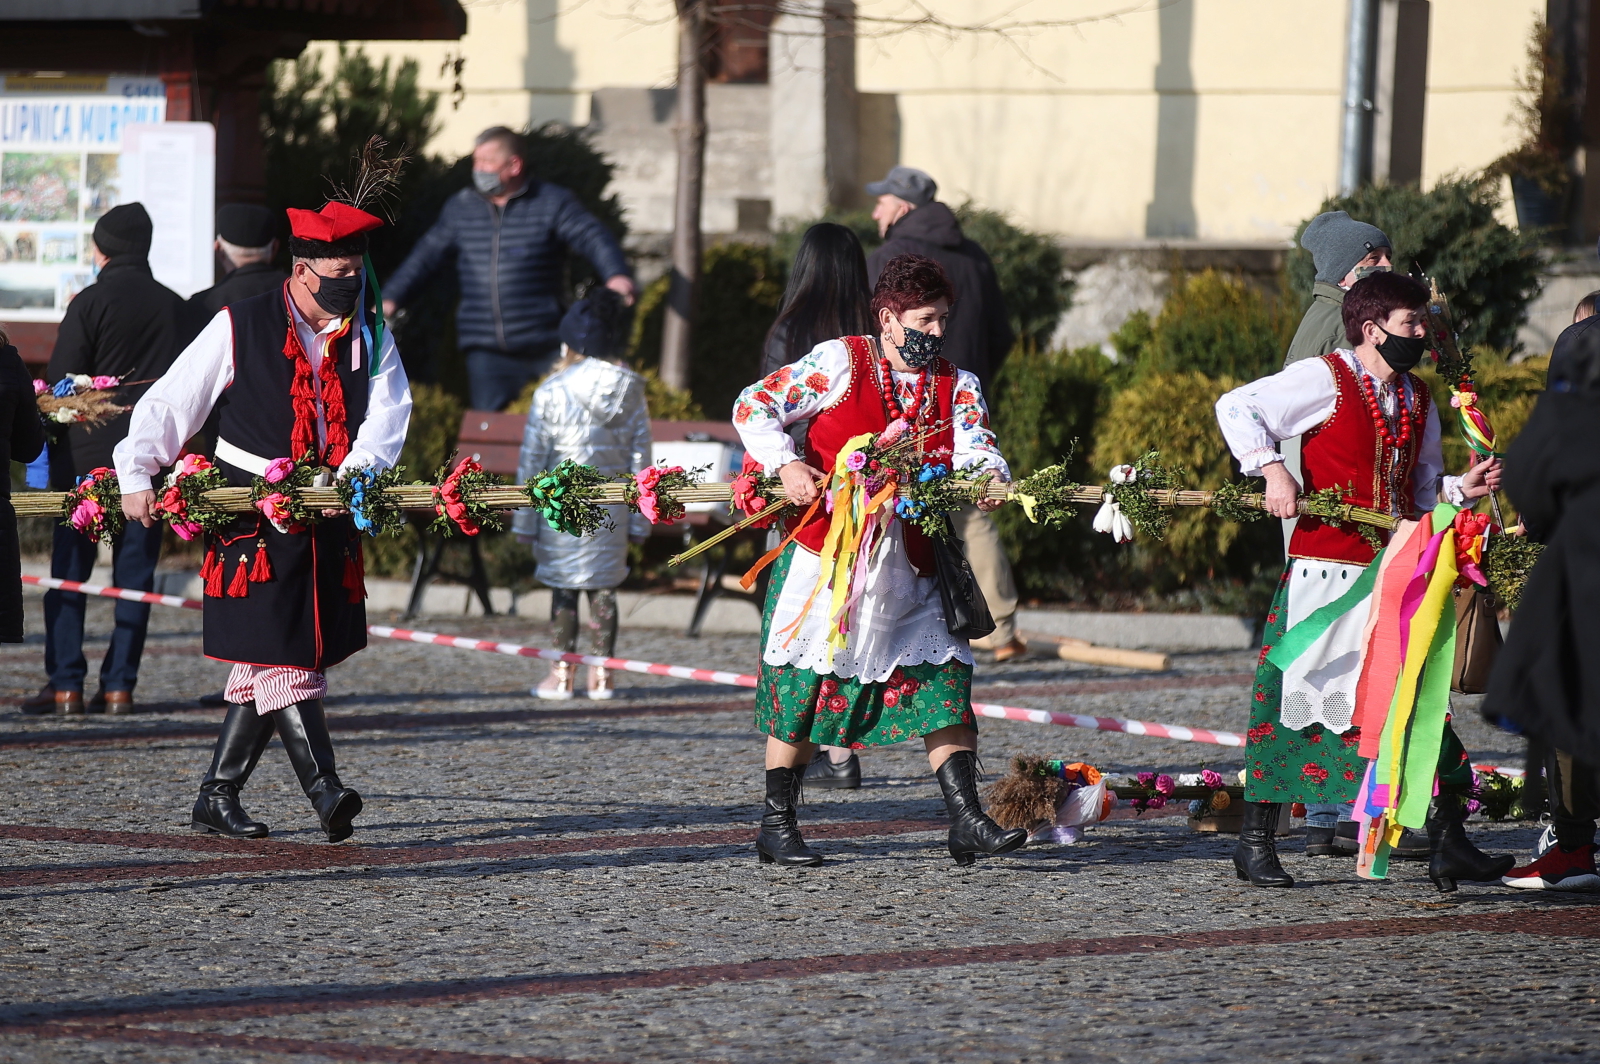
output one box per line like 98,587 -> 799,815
534,662 -> 575,701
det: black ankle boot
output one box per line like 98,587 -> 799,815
755,766 -> 823,866
191,703 -> 275,839
936,750 -> 1026,866
803,749 -> 861,789
275,701 -> 362,842
1233,802 -> 1294,886
1426,794 -> 1514,892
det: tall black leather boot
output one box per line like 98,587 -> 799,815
755,766 -> 823,866
937,750 -> 1027,866
191,703 -> 276,838
1426,793 -> 1515,893
275,701 -> 363,842
1233,801 -> 1294,887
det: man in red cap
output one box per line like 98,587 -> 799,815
113,200 -> 413,843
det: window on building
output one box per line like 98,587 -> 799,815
704,1 -> 777,83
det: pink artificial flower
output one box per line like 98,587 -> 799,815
255,492 -> 300,534
32,379 -> 47,395
263,457 -> 296,484
1146,794 -> 1167,811
174,453 -> 213,477
1200,768 -> 1224,790
90,375 -> 119,390
876,419 -> 909,447
845,450 -> 867,472
1154,774 -> 1175,797
1136,771 -> 1155,788
69,498 -> 102,533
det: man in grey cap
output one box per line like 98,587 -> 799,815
185,204 -> 288,332
865,165 -> 1022,660
1285,210 -> 1392,366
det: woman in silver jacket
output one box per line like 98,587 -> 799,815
513,291 -> 651,700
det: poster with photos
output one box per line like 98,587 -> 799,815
0,77 -> 165,321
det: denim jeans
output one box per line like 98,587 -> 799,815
44,520 -> 163,693
466,347 -> 559,411
1305,801 -> 1354,829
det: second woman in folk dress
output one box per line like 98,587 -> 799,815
731,253 -> 1026,867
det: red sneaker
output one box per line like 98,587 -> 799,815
1502,843 -> 1600,892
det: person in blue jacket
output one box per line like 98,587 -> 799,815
384,126 -> 635,411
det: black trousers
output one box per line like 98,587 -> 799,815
1547,749 -> 1600,849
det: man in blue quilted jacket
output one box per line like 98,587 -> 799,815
384,127 -> 635,410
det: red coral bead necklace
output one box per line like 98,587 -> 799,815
875,339 -> 930,423
1355,367 -> 1412,451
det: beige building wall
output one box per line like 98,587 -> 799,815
326,0 -> 1540,241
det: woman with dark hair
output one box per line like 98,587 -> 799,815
762,223 -> 875,377
731,253 -> 1026,868
762,223 -> 877,790
0,325 -> 45,647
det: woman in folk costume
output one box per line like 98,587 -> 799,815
1214,271 -> 1511,888
115,197 -> 412,843
513,289 -> 650,701
731,253 -> 1026,867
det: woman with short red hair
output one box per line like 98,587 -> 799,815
732,253 -> 1026,867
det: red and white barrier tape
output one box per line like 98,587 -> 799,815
19,575 -> 1532,772
971,702 -> 1244,746
366,624 -> 759,689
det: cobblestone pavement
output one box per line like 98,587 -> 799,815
0,591 -> 1592,1063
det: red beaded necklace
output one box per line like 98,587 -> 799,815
1355,367 -> 1413,451
876,349 -> 930,424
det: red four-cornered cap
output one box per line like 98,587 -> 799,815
285,201 -> 384,242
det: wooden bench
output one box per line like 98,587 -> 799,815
405,414 -> 766,634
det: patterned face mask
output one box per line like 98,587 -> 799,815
892,324 -> 944,369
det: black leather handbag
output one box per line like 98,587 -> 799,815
930,515 -> 996,641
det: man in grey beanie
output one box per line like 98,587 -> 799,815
1284,210 -> 1392,366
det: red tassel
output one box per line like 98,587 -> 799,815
343,543 -> 366,603
249,540 -> 273,583
285,322 -> 319,463
202,546 -> 223,598
226,554 -> 251,598
319,322 -> 352,466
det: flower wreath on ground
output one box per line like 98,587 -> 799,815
61,467 -> 123,544
152,453 -> 233,541
337,464 -> 409,538
985,755 -> 1114,845
525,459 -> 613,537
251,454 -> 321,535
625,463 -> 701,525
432,455 -> 505,537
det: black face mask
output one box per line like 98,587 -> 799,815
892,324 -> 944,369
309,271 -> 363,317
1375,326 -> 1429,373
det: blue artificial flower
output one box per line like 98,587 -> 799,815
894,497 -> 926,519
51,378 -> 77,398
346,468 -> 377,534
917,463 -> 949,483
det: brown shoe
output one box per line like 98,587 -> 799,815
990,638 -> 1029,663
54,689 -> 85,715
20,685 -> 56,715
94,690 -> 134,715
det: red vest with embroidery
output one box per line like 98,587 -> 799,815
1289,352 -> 1430,565
785,335 -> 955,576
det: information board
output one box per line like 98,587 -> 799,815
0,77 -> 168,321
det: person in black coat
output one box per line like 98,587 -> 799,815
1484,313 -> 1600,890
185,204 -> 289,335
863,167 -> 1025,662
864,167 -> 1015,390
0,327 -> 46,647
28,203 -> 186,715
384,126 -> 635,411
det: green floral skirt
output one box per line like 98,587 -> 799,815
753,544 -> 977,748
1247,565 -> 1478,804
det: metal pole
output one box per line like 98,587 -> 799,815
1339,0 -> 1378,195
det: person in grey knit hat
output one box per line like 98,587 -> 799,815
1285,211 -> 1392,366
